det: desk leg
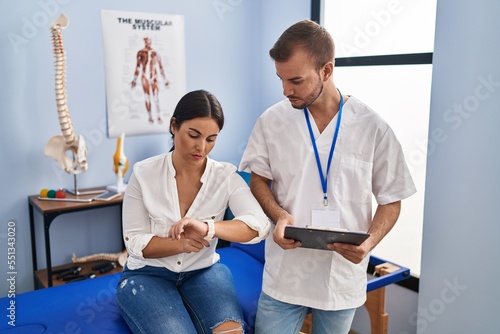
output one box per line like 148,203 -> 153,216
29,204 -> 38,287
120,203 -> 125,250
365,287 -> 388,334
43,213 -> 60,287
364,262 -> 401,334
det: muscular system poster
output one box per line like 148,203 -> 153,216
101,10 -> 186,137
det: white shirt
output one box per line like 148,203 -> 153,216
240,96 -> 416,310
123,152 -> 270,272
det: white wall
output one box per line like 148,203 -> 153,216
258,0 -> 311,110
418,0 -> 500,332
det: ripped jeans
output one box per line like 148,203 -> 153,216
116,263 -> 245,334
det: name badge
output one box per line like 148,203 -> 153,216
311,203 -> 340,229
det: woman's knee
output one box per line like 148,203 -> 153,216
212,320 -> 243,334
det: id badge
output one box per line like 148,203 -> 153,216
310,203 -> 340,229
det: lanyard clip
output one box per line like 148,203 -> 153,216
323,194 -> 328,206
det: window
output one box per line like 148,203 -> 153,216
314,0 -> 437,276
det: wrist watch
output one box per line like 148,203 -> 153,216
204,220 -> 215,241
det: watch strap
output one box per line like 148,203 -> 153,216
204,220 -> 215,240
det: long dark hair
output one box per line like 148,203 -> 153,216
169,90 -> 224,151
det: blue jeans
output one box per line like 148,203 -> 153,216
255,291 -> 356,334
116,263 -> 245,334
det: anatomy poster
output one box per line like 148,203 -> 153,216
101,10 -> 186,137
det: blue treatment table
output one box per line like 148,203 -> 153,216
0,242 -> 409,334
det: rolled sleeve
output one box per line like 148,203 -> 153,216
125,233 -> 155,259
233,212 -> 271,244
228,172 -> 271,243
122,172 -> 155,260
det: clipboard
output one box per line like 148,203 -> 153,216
284,226 -> 370,250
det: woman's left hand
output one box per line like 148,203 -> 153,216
169,217 -> 209,240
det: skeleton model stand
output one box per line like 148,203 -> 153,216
44,14 -> 100,196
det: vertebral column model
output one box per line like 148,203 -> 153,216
44,13 -> 88,174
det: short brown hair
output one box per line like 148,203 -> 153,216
269,20 -> 334,70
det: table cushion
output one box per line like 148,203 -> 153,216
0,273 -> 131,334
218,245 -> 264,331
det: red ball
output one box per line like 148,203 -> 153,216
56,189 -> 66,199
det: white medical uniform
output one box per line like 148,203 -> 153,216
239,96 -> 416,310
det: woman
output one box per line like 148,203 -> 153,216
116,90 -> 270,334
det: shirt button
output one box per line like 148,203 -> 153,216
125,236 -> 129,241
177,261 -> 181,265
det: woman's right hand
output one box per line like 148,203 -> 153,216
169,217 -> 210,253
178,236 -> 210,253
169,217 -> 208,240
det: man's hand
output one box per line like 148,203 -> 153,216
249,172 -> 300,250
327,240 -> 371,264
329,201 -> 401,263
272,213 -> 301,250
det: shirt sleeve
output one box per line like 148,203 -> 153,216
227,172 -> 271,244
122,172 -> 155,259
372,127 -> 417,205
239,116 -> 274,181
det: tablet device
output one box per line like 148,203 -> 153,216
284,226 -> 370,250
93,191 -> 121,201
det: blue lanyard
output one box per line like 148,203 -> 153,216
304,90 -> 343,206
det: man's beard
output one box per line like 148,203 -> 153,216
289,79 -> 324,110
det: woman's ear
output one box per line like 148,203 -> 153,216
170,117 -> 176,134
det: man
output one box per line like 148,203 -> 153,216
239,20 -> 416,334
131,37 -> 169,124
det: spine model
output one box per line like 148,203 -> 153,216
44,13 -> 88,174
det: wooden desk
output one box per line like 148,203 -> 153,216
28,188 -> 123,288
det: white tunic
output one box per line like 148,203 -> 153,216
239,96 -> 416,310
123,152 -> 270,272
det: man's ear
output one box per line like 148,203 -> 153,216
322,61 -> 334,82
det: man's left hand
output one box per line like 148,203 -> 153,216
327,241 -> 371,264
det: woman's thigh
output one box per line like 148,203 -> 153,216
116,268 -> 196,334
180,262 -> 245,333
